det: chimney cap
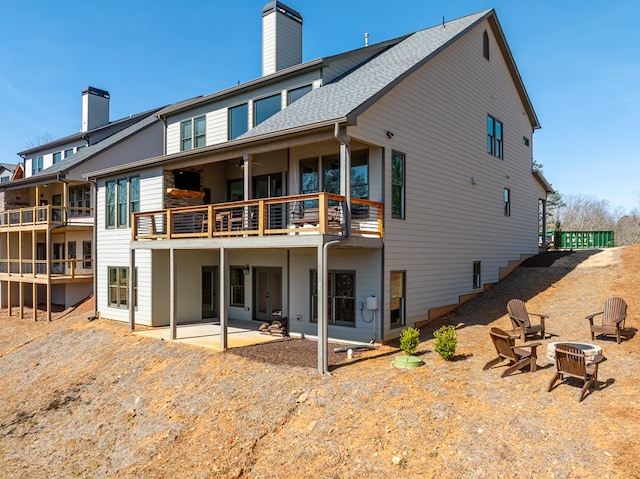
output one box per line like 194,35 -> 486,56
262,1 -> 302,24
82,86 -> 110,99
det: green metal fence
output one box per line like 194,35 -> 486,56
556,231 -> 614,249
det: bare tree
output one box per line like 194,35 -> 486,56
615,212 -> 640,246
555,194 -> 620,231
24,133 -> 54,149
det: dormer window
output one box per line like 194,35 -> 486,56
180,116 -> 206,151
483,30 -> 490,60
228,103 -> 248,140
254,93 -> 281,127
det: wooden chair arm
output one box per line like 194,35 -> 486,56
588,354 -> 607,366
530,313 -> 548,319
585,311 -> 603,320
511,317 -> 526,327
614,314 -> 627,324
513,342 -> 541,352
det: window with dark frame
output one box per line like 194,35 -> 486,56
32,156 -> 43,176
483,30 -> 490,60
254,93 -> 281,126
83,241 -> 92,269
287,84 -> 312,105
390,271 -> 406,327
180,116 -> 206,151
391,151 -> 405,219
487,115 -> 503,159
310,270 -> 356,326
504,188 -> 511,216
69,184 -> 91,217
230,266 -> 245,307
473,261 -> 481,289
108,266 -> 136,309
299,150 -> 369,208
53,152 -> 62,164
228,103 -> 248,140
108,266 -> 128,308
106,176 -> 140,228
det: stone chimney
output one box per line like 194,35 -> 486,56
81,86 -> 110,132
262,2 -> 302,76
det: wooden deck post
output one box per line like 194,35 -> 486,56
7,280 -> 11,318
32,282 -> 37,322
46,227 -> 51,322
169,248 -> 177,340
129,248 -> 136,331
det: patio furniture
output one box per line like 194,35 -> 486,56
586,296 -> 629,344
506,298 -> 547,341
548,343 -> 606,402
291,206 -> 341,227
483,327 -> 541,378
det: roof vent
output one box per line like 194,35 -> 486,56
261,2 -> 303,76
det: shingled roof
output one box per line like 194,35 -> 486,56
241,9 -> 538,139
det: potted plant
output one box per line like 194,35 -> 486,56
433,325 -> 457,361
392,327 -> 424,369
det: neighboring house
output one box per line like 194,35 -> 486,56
0,88 -> 164,320
0,163 -> 19,212
0,163 -> 17,184
86,2 -> 551,373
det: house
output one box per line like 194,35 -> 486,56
0,163 -> 17,184
86,2 -> 551,373
0,88 -> 165,320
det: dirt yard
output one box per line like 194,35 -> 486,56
1,245 -> 639,478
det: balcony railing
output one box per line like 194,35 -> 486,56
0,206 -> 93,229
0,258 -> 93,278
132,193 -> 383,241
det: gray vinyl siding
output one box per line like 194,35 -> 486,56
350,20 -> 539,338
288,248 -> 382,343
96,167 -> 163,324
65,122 -> 164,181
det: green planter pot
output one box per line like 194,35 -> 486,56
392,355 -> 424,369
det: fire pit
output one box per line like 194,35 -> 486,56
546,341 -> 602,361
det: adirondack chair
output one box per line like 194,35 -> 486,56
586,296 -> 629,344
506,298 -> 547,341
483,327 -> 540,378
548,343 -> 607,402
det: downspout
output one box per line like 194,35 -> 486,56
318,123 -> 352,375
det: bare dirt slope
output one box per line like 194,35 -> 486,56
1,245 -> 639,479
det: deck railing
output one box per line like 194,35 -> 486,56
0,206 -> 93,229
132,193 -> 383,241
0,258 -> 93,278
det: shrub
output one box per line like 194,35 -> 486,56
433,325 -> 457,361
399,327 -> 421,356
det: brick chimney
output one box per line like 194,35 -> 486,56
262,2 -> 302,76
81,86 -> 110,132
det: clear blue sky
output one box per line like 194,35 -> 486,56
1,0 -> 638,212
